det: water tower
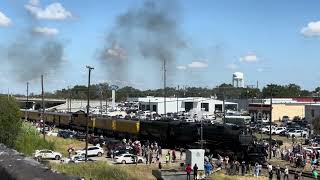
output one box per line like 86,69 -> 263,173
232,72 -> 244,88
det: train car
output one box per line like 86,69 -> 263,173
26,110 -> 41,121
114,119 -> 140,137
139,120 -> 170,144
94,117 -> 114,135
70,111 -> 87,131
57,113 -> 72,128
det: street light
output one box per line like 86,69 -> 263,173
85,66 -> 94,162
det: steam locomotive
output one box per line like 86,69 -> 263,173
20,110 -> 267,163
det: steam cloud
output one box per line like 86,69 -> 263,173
100,0 -> 186,82
7,35 -> 64,82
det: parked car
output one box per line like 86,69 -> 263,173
261,138 -> 283,146
75,146 -> 104,157
288,130 -> 308,138
105,139 -> 125,150
272,127 -> 287,135
66,155 -> 95,163
282,116 -> 290,122
261,126 -> 276,133
34,149 -> 62,160
58,130 -> 75,139
303,147 -> 320,154
74,132 -> 87,140
107,148 -> 136,158
114,153 -> 144,164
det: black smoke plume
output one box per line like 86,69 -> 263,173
7,35 -> 64,82
99,0 -> 186,83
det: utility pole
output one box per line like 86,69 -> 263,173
269,87 -> 273,160
99,87 -> 103,116
176,85 -> 179,113
200,109 -> 204,149
163,59 -> 167,117
41,75 -> 45,140
85,66 -> 94,162
223,91 -> 226,124
25,82 -> 29,120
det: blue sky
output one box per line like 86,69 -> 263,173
1,0 -> 320,94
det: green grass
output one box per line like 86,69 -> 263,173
51,162 -> 150,180
14,122 -> 55,156
208,171 -> 267,180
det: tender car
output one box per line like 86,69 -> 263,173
288,130 -> 308,138
34,149 -> 62,160
114,153 -> 144,164
75,146 -> 104,157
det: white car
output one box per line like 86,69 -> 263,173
261,126 -> 276,133
114,153 -> 144,164
75,146 -> 104,157
64,155 -> 95,163
303,147 -> 320,154
272,127 -> 287,135
288,130 -> 308,138
34,149 -> 62,160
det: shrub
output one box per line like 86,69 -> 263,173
0,96 -> 22,147
15,122 -> 55,155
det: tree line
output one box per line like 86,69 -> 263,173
22,83 -> 320,102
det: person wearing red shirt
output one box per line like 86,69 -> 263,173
186,164 -> 192,180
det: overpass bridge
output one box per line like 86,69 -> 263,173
15,97 -> 67,110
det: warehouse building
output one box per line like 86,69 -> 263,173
136,96 -> 238,115
248,98 -> 319,122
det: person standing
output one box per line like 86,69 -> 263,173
172,149 -> 176,162
241,161 -> 246,176
269,168 -> 273,180
165,152 -> 170,164
313,168 -> 318,179
294,170 -> 299,180
193,164 -> 198,180
180,148 -> 183,160
186,164 -> 192,180
284,166 -> 289,180
275,165 -> 281,180
254,162 -> 259,177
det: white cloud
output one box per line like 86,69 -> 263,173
226,63 -> 237,70
0,11 -> 11,27
239,53 -> 258,62
25,1 -> 72,20
301,21 -> 320,37
176,65 -> 187,70
187,61 -> 208,69
33,26 -> 59,36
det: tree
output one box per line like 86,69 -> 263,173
312,117 -> 320,134
0,96 -> 22,147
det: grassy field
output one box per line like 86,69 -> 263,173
51,162 -> 158,180
51,161 -> 269,180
